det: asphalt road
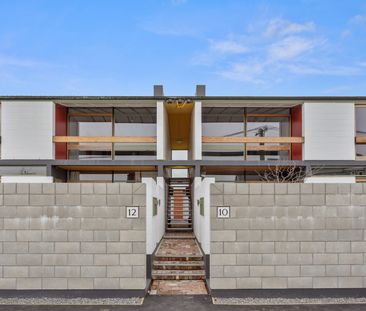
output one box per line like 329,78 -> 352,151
1,295 -> 366,311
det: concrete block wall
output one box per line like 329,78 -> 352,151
0,183 -> 146,290
210,183 -> 366,289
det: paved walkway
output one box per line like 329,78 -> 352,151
0,295 -> 366,310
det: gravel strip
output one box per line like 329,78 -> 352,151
0,297 -> 144,305
212,297 -> 366,305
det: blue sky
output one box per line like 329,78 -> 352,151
0,0 -> 366,96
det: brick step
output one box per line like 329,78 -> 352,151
154,254 -> 203,262
153,260 -> 205,270
165,227 -> 193,232
152,269 -> 205,280
163,235 -> 194,239
167,224 -> 192,228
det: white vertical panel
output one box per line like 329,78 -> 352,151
192,101 -> 202,160
1,101 -> 55,159
156,100 -> 171,160
303,102 -> 355,160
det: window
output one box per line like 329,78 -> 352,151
356,106 -> 366,160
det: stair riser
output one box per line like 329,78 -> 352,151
154,256 -> 204,262
152,275 -> 205,281
153,265 -> 205,270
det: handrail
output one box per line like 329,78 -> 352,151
53,136 -> 157,143
201,136 -> 304,143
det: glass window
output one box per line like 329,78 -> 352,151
356,106 -> 366,159
68,108 -> 112,160
114,107 -> 156,160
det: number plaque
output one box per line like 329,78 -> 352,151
217,206 -> 230,218
126,206 -> 139,218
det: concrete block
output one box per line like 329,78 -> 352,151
94,254 -> 119,265
326,265 -> 350,277
42,183 -> 55,194
81,242 -> 106,253
29,266 -> 54,278
300,184 -> 313,194
107,183 -> 120,194
120,230 -> 145,241
287,277 -> 312,288
211,242 -> 223,254
68,230 -> 93,241
16,230 -> 42,241
94,278 -> 119,289
262,254 -> 287,265
55,195 -> 81,206
68,254 -> 93,265
326,242 -> 350,253
236,254 -> 262,265
236,230 -> 262,241
81,266 -> 106,278
249,218 -> 275,230
55,183 -> 68,194
55,218 -> 81,230
4,266 -> 28,277
275,265 -> 300,277
326,184 -> 338,194
30,195 -> 56,206
0,206 -> 17,218
133,266 -> 145,278
224,242 -> 249,254
275,195 -> 300,206
42,278 -> 67,289
119,183 -> 133,194
236,184 -> 249,194
132,195 -> 146,206
274,184 -> 287,194
4,242 -> 28,253
262,230 -> 287,241
16,254 -> 41,265
42,254 -> 67,265
17,278 -> 42,289
313,184 -> 325,194
4,195 -> 29,206
224,219 -> 250,230
224,195 -> 249,206
94,231 -> 119,242
262,184 -> 275,195
210,278 -> 236,289
224,183 -> 236,194
210,254 -> 236,266
351,195 -> 366,206
249,242 -> 274,254
224,266 -> 249,277
351,265 -> 366,276
55,242 -> 80,253
250,266 -> 274,277
313,230 -> 337,241
248,206 -> 274,217
3,183 -> 16,194
94,206 -> 120,218
326,194 -> 351,206
339,253 -> 363,264
236,278 -> 261,289
93,183 -> 107,194
67,278 -> 93,289
301,265 -> 325,277
55,266 -> 80,278
275,218 -> 300,230
211,230 -> 236,242
81,218 -> 106,230
287,230 -> 312,241
0,254 -> 16,265
29,184 -> 42,194
300,195 -> 325,206
16,183 -> 30,194
339,230 -> 363,241
210,266 -> 224,277
119,278 -> 146,290
338,277 -> 363,288
288,254 -> 313,265
313,206 -> 337,217
351,184 -> 363,194
262,277 -> 287,289
67,184 -> 80,194
313,277 -> 338,288
81,183 -> 93,194
107,242 -> 132,254
275,242 -> 299,253
107,266 -> 132,278
211,195 -> 224,206
120,254 -> 145,266
338,206 -> 364,217
313,254 -> 338,265
81,195 -> 106,206
0,279 -> 16,289
133,183 -> 146,194
42,230 -> 67,242
249,195 -> 274,207
300,218 -> 325,230
300,242 -> 325,253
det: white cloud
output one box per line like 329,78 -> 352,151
350,14 -> 366,25
264,18 -> 315,37
220,61 -> 266,84
0,55 -> 40,67
268,36 -> 317,61
209,39 -> 248,54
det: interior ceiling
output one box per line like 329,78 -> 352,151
59,165 -> 156,172
165,102 -> 194,150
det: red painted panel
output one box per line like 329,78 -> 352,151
55,104 -> 68,159
291,105 -> 302,160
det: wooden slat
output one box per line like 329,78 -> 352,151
356,137 -> 366,144
202,136 -> 304,143
54,136 -> 157,143
246,145 -> 290,151
356,156 -> 366,161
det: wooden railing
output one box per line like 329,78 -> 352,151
202,136 -> 303,143
53,136 -> 157,143
356,137 -> 366,144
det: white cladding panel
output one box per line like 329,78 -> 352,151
1,176 -> 53,183
303,102 -> 355,160
1,101 -> 55,159
305,176 -> 356,183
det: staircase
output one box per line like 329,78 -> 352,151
152,237 -> 205,281
166,178 -> 192,232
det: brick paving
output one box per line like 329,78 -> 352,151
149,280 -> 207,295
155,238 -> 202,257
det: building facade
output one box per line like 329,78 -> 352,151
0,85 -> 366,293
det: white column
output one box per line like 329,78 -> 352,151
156,100 -> 170,160
191,101 -> 202,160
303,102 -> 355,160
1,101 -> 55,159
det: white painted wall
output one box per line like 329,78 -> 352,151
156,101 -> 170,160
193,177 -> 214,255
1,176 -> 53,183
303,102 -> 355,160
1,101 -> 55,159
190,101 -> 202,160
143,177 -> 165,254
305,176 -> 356,183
